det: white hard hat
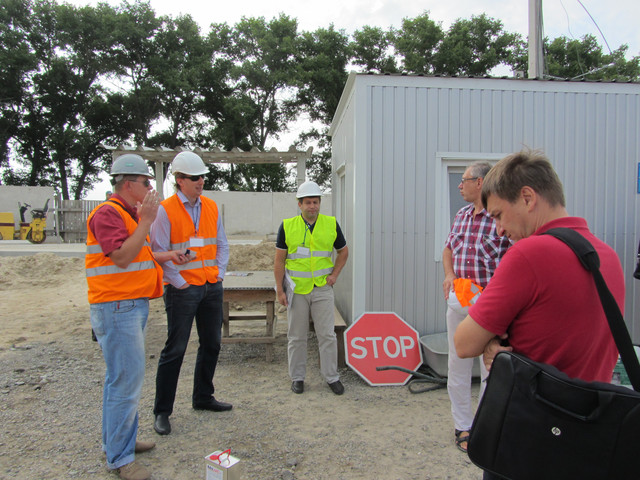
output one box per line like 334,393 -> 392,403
110,154 -> 154,177
171,151 -> 209,176
296,181 -> 323,199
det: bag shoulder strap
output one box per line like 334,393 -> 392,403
544,227 -> 640,391
106,199 -> 138,224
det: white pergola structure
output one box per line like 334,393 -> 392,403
103,144 -> 313,199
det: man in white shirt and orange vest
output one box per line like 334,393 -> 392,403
87,154 -> 189,480
150,151 -> 231,436
274,181 -> 349,395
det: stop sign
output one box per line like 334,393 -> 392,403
344,312 -> 423,386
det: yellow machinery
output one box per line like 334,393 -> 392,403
22,200 -> 49,244
0,212 -> 15,240
0,200 -> 49,243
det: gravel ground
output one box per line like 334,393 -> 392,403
0,250 -> 484,480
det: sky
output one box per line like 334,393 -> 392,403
75,0 -> 640,198
71,0 -> 639,58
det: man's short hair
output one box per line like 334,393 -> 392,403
481,149 -> 566,208
468,161 -> 492,179
173,174 -> 187,192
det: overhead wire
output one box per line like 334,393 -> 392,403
576,0 -> 613,55
558,0 -> 585,76
554,0 -> 615,79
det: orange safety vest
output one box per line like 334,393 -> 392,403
162,194 -> 219,285
85,199 -> 163,304
453,278 -> 484,308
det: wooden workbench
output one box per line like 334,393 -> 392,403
222,271 -> 277,362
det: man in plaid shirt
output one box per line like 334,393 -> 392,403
442,161 -> 511,453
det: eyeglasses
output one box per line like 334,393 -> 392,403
182,174 -> 204,181
130,178 -> 152,187
460,177 -> 479,183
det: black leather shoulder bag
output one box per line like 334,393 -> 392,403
467,228 -> 640,480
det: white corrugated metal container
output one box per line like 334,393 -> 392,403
329,73 -> 640,342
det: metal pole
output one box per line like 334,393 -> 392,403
528,0 -> 544,79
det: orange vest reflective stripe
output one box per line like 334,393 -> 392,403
85,200 -> 163,304
453,278 -> 484,308
162,194 -> 219,285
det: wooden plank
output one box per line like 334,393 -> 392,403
333,306 -> 347,327
221,337 -> 277,344
224,290 -> 275,303
228,314 -> 268,321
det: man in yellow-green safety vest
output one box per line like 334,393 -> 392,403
274,181 -> 349,396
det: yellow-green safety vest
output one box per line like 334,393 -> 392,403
284,214 -> 337,294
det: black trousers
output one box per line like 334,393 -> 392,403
154,281 -> 223,416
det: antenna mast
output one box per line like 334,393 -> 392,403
528,0 -> 544,78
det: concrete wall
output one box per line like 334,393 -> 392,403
0,186 -> 56,232
0,186 -> 332,239
203,191 -> 332,237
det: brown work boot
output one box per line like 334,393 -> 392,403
102,441 -> 155,459
134,440 -> 156,453
117,461 -> 151,480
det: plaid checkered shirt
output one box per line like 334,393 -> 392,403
444,203 -> 511,287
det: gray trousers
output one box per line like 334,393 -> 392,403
287,285 -> 339,383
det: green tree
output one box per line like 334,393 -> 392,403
4,2 -> 638,199
110,0 -> 164,147
212,15 -> 302,191
295,26 -> 351,187
3,0 -> 141,199
351,25 -> 397,74
50,1 -> 131,199
0,0 -> 38,169
392,12 -> 444,74
4,0 -> 90,194
433,14 -> 521,76
544,34 -> 639,81
147,15 -> 214,149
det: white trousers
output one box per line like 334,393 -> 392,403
446,295 -> 489,432
287,285 -> 339,383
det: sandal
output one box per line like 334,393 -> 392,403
455,429 -> 470,453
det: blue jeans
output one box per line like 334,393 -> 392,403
154,281 -> 223,416
91,298 -> 148,470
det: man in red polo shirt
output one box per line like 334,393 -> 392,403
87,154 -> 188,480
454,150 -> 624,480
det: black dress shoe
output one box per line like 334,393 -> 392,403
154,414 -> 171,435
328,380 -> 344,395
193,397 -> 233,412
291,380 -> 304,394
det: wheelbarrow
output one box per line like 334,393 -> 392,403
376,364 -> 447,393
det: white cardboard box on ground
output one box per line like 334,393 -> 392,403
205,450 -> 241,480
